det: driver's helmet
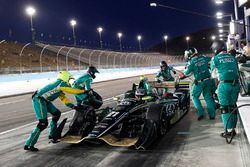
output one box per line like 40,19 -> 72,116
211,40 -> 227,55
135,88 -> 146,100
87,66 -> 99,79
57,71 -> 74,84
160,61 -> 168,71
184,47 -> 198,61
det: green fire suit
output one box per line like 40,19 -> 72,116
211,52 -> 240,130
72,73 -> 93,105
184,55 -> 216,118
155,66 -> 175,81
138,78 -> 153,96
25,79 -> 84,148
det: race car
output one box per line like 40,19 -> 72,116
55,79 -> 190,150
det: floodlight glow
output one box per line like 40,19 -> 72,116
219,29 -> 224,33
211,35 -> 216,40
118,32 -> 123,38
216,12 -> 223,19
219,38 -> 223,40
186,36 -> 190,41
219,34 -> 223,37
70,19 -> 77,26
164,35 -> 168,40
150,3 -> 157,7
215,0 -> 223,4
218,23 -> 223,27
137,35 -> 142,41
26,6 -> 36,16
97,27 -> 103,33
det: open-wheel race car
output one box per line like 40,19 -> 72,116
54,79 -> 190,149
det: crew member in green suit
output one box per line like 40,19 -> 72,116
24,71 -> 85,151
181,47 -> 216,121
155,61 -> 176,82
72,66 -> 99,105
138,75 -> 153,96
155,61 -> 176,97
210,40 -> 240,137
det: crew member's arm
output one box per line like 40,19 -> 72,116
155,71 -> 161,82
59,86 -> 85,94
210,57 -> 217,78
58,93 -> 75,109
183,61 -> 193,76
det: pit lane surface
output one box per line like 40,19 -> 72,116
0,75 -> 243,167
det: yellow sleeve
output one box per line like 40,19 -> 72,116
59,87 -> 85,94
58,93 -> 74,108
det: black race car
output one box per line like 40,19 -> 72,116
55,80 -> 190,149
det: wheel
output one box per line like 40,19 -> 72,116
146,103 -> 168,137
88,91 -> 103,109
124,90 -> 135,98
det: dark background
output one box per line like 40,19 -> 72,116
0,0 -> 240,50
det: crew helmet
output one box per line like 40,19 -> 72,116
135,88 -> 146,98
211,40 -> 227,55
184,47 -> 198,61
87,66 -> 99,79
57,71 -> 74,83
160,61 -> 168,70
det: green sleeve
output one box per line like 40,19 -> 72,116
155,71 -> 161,80
85,78 -> 92,90
183,61 -> 193,76
210,57 -> 216,72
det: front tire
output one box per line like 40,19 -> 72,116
146,103 -> 168,137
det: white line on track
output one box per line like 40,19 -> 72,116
0,94 -> 123,135
0,99 -> 25,106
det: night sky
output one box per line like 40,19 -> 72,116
0,0 -> 237,50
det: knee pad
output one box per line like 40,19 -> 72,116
52,111 -> 61,122
37,119 -> 48,131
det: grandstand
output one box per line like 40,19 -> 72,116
0,41 -> 184,74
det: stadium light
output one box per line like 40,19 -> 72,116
219,29 -> 224,33
164,35 -> 168,55
216,12 -> 233,21
117,32 -> 123,51
211,35 -> 216,40
214,0 -> 238,21
70,19 -> 77,46
150,3 -> 157,7
97,27 -> 103,49
218,23 -> 223,27
137,35 -> 142,52
25,6 -> 36,43
186,36 -> 190,48
215,0 -> 224,4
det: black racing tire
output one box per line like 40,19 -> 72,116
146,103 -> 168,137
88,91 -> 103,109
124,90 -> 135,98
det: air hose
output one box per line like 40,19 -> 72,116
225,104 -> 250,144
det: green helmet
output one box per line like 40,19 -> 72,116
184,47 -> 198,61
57,71 -> 74,83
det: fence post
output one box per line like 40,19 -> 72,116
66,47 -> 74,71
39,44 -> 50,72
19,43 -> 31,74
56,46 -> 66,71
78,49 -> 86,71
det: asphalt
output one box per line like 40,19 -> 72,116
0,75 -> 245,167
